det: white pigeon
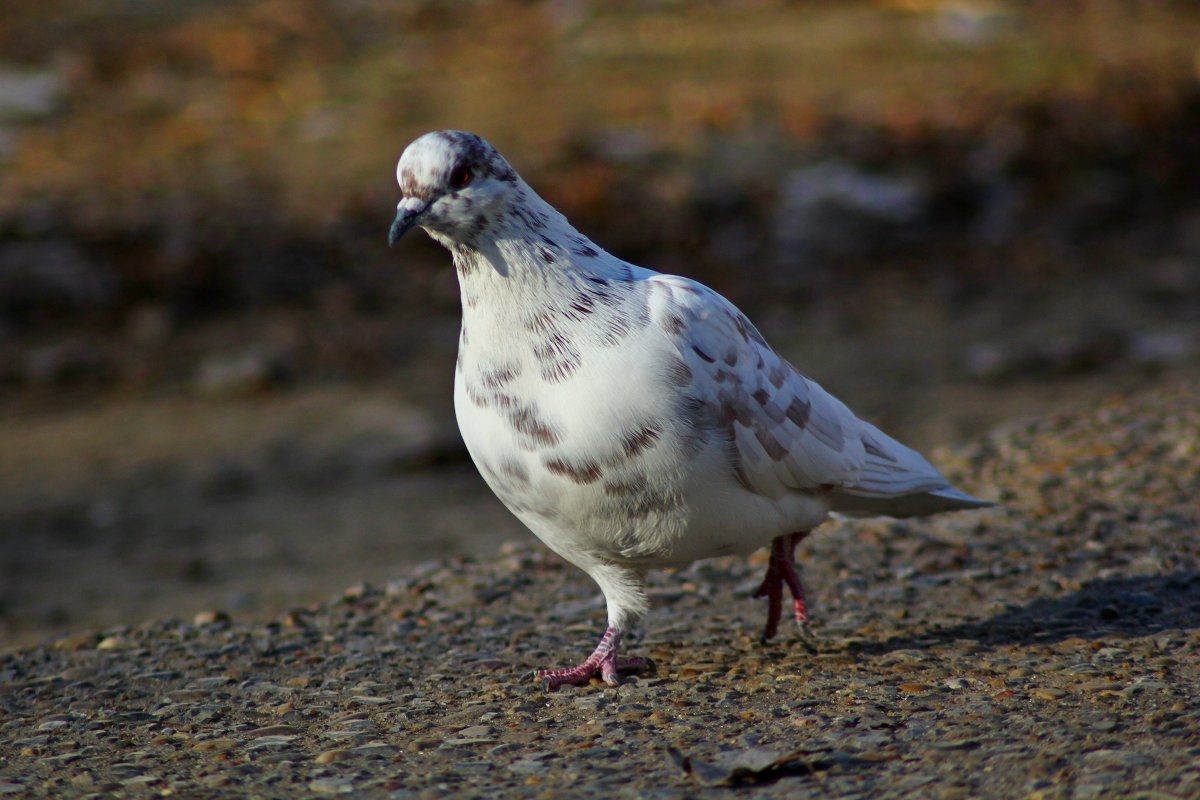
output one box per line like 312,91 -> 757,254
389,130 -> 992,689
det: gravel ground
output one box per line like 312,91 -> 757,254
1,381 -> 1198,799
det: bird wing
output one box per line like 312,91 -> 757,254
645,273 -> 957,503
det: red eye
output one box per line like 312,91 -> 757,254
449,165 -> 472,189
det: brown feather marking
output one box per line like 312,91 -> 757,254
510,406 -> 562,447
661,314 -> 686,335
544,458 -> 602,484
786,397 -> 812,429
621,424 -> 662,458
603,476 -> 648,496
755,427 -> 789,461
602,476 -> 678,518
480,366 -> 518,389
666,356 -> 693,386
732,313 -> 750,343
499,459 -> 530,484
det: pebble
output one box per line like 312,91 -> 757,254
573,696 -> 608,711
248,725 -> 301,737
191,739 -> 237,753
96,635 -> 130,651
455,725 -> 495,738
898,683 -> 935,694
309,778 -> 356,794
193,610 -> 231,626
50,634 -> 97,652
352,742 -> 397,758
1081,750 -> 1155,769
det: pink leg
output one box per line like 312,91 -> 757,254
536,626 -> 650,690
753,531 -> 812,641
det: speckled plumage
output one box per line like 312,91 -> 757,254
389,130 -> 991,688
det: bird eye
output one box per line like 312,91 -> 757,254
449,165 -> 472,189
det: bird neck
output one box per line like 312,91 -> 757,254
449,187 -> 629,325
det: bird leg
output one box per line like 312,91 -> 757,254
537,626 -> 650,690
754,531 -> 812,641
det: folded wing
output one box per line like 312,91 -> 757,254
646,273 -> 991,517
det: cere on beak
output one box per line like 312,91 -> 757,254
388,197 -> 428,247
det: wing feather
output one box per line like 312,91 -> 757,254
645,273 -> 970,508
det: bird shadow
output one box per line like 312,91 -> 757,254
847,570 -> 1200,657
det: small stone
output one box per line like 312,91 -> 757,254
248,725 -> 301,738
929,738 -> 981,750
1075,680 -> 1123,692
96,635 -> 130,651
246,736 -> 298,751
1081,750 -> 1155,768
1032,688 -> 1068,701
898,683 -> 934,694
573,696 -> 608,712
456,725 -> 495,738
352,742 -> 398,758
453,761 -> 495,774
315,749 -> 352,764
192,739 -> 238,753
50,633 -> 98,652
309,778 -> 355,795
194,610 -> 231,626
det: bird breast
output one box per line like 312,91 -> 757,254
452,305 -> 705,563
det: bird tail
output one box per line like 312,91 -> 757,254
830,485 -> 994,518
830,422 -> 994,518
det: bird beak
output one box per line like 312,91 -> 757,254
388,198 -> 428,247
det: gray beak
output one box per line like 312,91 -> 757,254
388,198 -> 428,247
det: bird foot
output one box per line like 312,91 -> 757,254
755,531 -> 812,641
536,626 -> 650,690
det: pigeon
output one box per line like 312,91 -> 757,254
388,130 -> 992,689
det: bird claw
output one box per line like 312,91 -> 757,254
535,627 -> 650,691
537,654 -> 651,690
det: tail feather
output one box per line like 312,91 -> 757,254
832,423 -> 995,518
831,485 -> 994,519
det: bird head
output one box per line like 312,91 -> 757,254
389,130 -> 519,248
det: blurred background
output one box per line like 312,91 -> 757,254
1,0 -> 1198,646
